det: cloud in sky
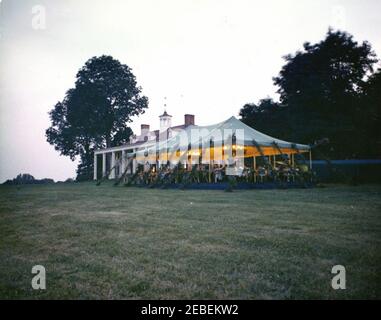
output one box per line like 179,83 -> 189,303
0,0 -> 380,182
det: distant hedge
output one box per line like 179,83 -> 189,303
312,160 -> 381,184
2,173 -> 54,185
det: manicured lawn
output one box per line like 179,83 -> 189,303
0,182 -> 380,299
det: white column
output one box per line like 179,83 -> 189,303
110,152 -> 116,179
102,153 -> 106,177
309,150 -> 312,170
93,154 -> 97,180
129,153 -> 133,173
132,149 -> 137,174
121,150 -> 126,176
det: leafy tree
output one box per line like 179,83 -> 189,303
357,68 -> 381,157
46,55 -> 148,180
239,98 -> 289,138
240,29 -> 379,159
15,173 -> 35,184
3,174 -> 54,185
274,30 -> 376,112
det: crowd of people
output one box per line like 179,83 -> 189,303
124,160 -> 314,186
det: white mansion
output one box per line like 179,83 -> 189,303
93,111 -> 196,180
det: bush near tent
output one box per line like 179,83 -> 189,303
313,160 -> 381,184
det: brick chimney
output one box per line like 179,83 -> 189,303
184,114 -> 195,127
141,124 -> 150,137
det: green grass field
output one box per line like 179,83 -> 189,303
0,182 -> 380,299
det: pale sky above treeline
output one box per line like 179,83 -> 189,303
0,0 -> 380,182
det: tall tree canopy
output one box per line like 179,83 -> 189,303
240,29 -> 379,159
46,55 -> 148,180
358,68 -> 381,155
239,98 -> 288,137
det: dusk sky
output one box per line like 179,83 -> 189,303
0,0 -> 380,182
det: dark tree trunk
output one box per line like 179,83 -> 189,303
106,134 -> 112,148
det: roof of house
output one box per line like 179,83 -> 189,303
159,110 -> 172,117
94,123 -> 190,154
95,116 -> 310,155
135,116 -> 311,156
